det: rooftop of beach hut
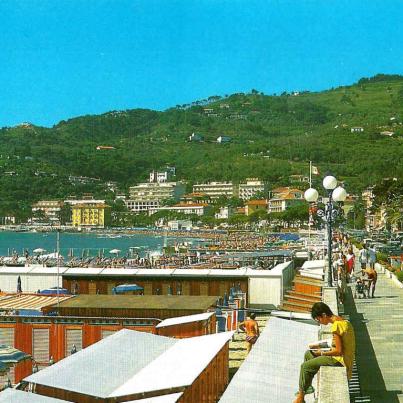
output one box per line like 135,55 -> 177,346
49,295 -> 218,311
0,294 -> 73,311
219,317 -> 318,403
0,389 -> 68,402
155,312 -> 215,329
24,329 -> 233,400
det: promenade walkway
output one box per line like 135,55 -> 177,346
346,266 -> 403,403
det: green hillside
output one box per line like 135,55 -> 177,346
0,74 -> 402,220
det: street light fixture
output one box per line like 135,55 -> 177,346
304,175 -> 347,287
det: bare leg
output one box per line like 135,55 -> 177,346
371,281 -> 376,298
246,342 -> 251,354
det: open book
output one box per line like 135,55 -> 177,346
308,338 -> 333,351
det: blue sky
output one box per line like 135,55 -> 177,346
0,0 -> 402,127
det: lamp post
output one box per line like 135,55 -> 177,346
304,176 -> 347,287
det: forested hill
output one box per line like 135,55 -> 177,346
0,74 -> 403,216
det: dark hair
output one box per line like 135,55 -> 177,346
250,312 -> 257,320
311,302 -> 333,320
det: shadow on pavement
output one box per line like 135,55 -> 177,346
344,287 -> 402,403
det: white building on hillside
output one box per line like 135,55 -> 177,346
126,182 -> 186,213
238,178 -> 267,200
148,203 -> 210,216
193,182 -> 237,199
129,182 -> 185,202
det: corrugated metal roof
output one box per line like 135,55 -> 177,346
156,312 -> 214,328
24,329 -> 233,400
54,295 -> 218,311
219,317 -> 318,403
0,294 -> 72,310
0,389 -> 67,402
110,331 -> 234,398
25,329 -> 177,398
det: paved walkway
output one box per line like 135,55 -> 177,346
346,267 -> 403,403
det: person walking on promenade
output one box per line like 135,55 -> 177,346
346,248 -> 355,281
367,244 -> 377,269
239,312 -> 260,354
362,265 -> 378,298
293,302 -> 356,403
359,245 -> 368,270
337,256 -> 348,304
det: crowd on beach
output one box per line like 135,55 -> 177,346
205,234 -> 277,251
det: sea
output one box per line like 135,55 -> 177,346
0,231 -> 201,258
0,231 -> 299,259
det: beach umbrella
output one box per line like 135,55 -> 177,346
33,248 -> 46,254
109,249 -> 121,255
17,276 -> 22,293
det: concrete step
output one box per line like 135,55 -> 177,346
279,303 -> 311,313
285,294 -> 321,304
285,290 -> 322,300
294,274 -> 323,284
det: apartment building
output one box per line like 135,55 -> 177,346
193,182 -> 237,199
238,178 -> 267,200
148,203 -> 210,216
126,182 -> 186,213
129,182 -> 185,201
268,188 -> 304,213
71,202 -> 111,228
31,200 -> 64,223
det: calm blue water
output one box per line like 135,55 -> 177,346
0,231 -> 200,258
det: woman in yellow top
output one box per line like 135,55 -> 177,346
293,302 -> 356,403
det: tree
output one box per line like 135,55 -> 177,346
32,209 -> 47,223
58,203 -> 72,225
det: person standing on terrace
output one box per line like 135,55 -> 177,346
293,302 -> 355,403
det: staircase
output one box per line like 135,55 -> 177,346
279,274 -> 323,313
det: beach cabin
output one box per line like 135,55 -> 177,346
43,295 -> 218,320
156,312 -> 216,338
23,329 -> 233,403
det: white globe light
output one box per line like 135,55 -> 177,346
323,175 -> 337,190
304,188 -> 319,203
333,186 -> 347,202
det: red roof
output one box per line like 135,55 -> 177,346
246,199 -> 268,206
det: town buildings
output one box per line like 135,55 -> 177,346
31,200 -> 64,224
148,203 -> 210,216
362,187 -> 386,230
268,187 -> 304,213
126,182 -> 186,213
193,182 -> 237,199
245,199 -> 268,216
238,178 -> 267,200
70,200 -> 111,228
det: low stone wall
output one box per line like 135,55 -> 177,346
379,263 -> 403,289
318,286 -> 350,403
